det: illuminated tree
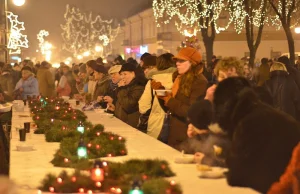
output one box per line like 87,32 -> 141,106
229,0 -> 268,66
153,0 -> 232,63
61,5 -> 120,57
268,0 -> 300,64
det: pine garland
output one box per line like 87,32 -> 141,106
38,160 -> 182,194
29,97 -> 127,162
29,97 -> 182,193
51,129 -> 128,169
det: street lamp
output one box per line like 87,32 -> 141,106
95,45 -> 102,52
295,27 -> 300,34
83,51 -> 90,57
12,0 -> 26,6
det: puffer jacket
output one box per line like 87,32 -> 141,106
139,67 -> 176,138
115,77 -> 146,128
15,76 -> 39,99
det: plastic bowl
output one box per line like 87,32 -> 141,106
61,96 -> 70,102
0,103 -> 13,113
155,90 -> 172,97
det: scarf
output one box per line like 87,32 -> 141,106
172,74 -> 182,97
109,81 -> 118,91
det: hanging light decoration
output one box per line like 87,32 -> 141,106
129,180 -> 144,194
77,137 -> 87,158
77,121 -> 85,133
90,160 -> 104,182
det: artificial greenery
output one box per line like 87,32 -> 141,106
51,127 -> 127,168
30,97 -> 87,137
28,97 -> 127,165
39,159 -> 182,194
30,97 -> 182,193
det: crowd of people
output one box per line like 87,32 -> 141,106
0,47 -> 300,193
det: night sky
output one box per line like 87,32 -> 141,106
8,0 -> 152,59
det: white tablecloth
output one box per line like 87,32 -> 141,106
10,106 -> 258,194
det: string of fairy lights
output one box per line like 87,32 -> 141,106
61,4 -> 120,58
152,0 -> 300,35
6,11 -> 29,55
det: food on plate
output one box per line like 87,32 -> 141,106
0,103 -> 11,107
197,164 -> 212,172
213,145 -> 223,156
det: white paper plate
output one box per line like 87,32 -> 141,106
198,167 -> 228,179
155,90 -> 172,96
16,145 -> 35,152
0,103 -> 12,112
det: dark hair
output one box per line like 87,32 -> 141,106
140,52 -> 151,62
278,56 -> 290,67
114,55 -> 125,65
261,58 -> 268,64
156,53 -> 175,71
41,61 -> 49,67
142,55 -> 157,69
86,60 -> 97,67
96,57 -> 103,65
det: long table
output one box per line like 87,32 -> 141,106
10,105 -> 258,194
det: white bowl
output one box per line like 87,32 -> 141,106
61,96 -> 70,101
174,154 -> 195,164
155,90 -> 172,97
94,108 -> 105,113
0,103 -> 12,112
16,145 -> 35,152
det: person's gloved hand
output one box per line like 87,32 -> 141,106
151,80 -> 165,90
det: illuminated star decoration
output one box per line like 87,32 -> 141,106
6,12 -> 29,54
99,35 -> 109,46
37,30 -> 49,54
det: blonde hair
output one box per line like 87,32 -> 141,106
214,57 -> 243,77
270,62 -> 288,72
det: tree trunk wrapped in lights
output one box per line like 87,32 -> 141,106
268,0 -> 300,65
153,0 -> 232,63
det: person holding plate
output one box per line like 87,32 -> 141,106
151,47 -> 208,149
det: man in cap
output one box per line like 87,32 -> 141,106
102,65 -> 122,106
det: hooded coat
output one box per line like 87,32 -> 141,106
212,77 -> 300,194
139,67 -> 176,138
264,70 -> 300,121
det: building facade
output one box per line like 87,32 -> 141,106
111,8 -> 300,62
